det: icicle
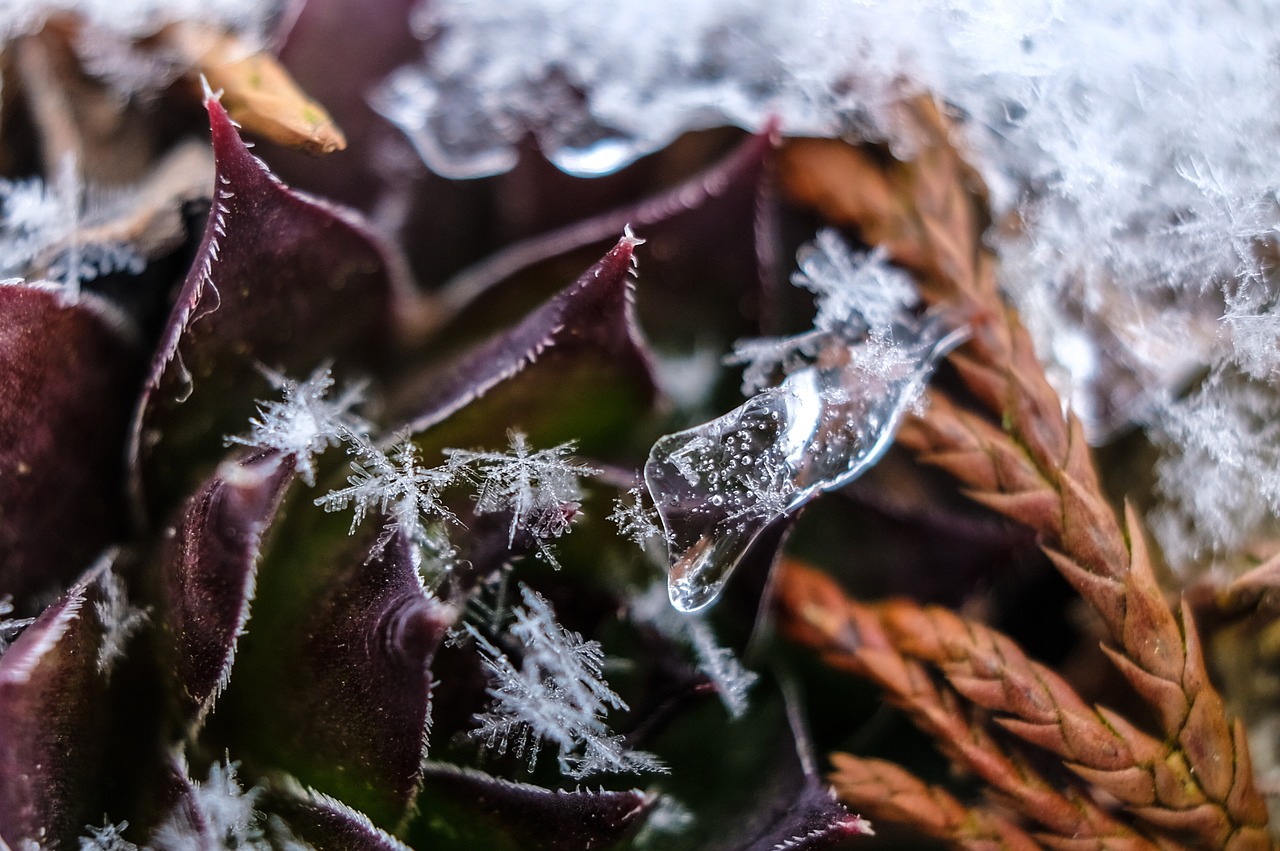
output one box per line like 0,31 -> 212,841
646,317 -> 967,613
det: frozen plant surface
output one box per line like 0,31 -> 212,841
379,0 -> 1280,569
468,585 -> 665,779
647,231 -> 965,612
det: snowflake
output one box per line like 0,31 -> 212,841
80,821 -> 138,851
315,433 -> 460,556
226,364 -> 369,486
609,487 -> 669,548
0,595 -> 35,656
0,158 -> 77,278
469,585 -> 665,778
94,566 -> 149,678
446,430 -> 600,568
0,154 -> 147,302
793,234 -> 917,333
631,583 -> 757,718
729,231 -> 921,394
149,759 -> 265,850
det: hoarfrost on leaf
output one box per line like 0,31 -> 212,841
468,585 -> 665,779
94,564 -> 149,678
649,232 -> 965,612
226,363 -> 370,487
0,595 -> 35,657
446,430 -> 601,569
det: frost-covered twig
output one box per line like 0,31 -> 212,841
782,96 -> 1270,848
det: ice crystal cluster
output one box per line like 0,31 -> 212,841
378,0 -> 1280,568
466,586 -> 664,779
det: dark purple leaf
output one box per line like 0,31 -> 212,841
127,93 -> 407,522
711,684 -> 872,851
156,451 -> 296,730
394,234 -> 656,456
214,526 -> 453,829
267,0 -> 422,211
0,285 -> 140,608
262,779 -> 413,851
0,561 -> 125,849
424,128 -> 778,351
412,763 -> 654,851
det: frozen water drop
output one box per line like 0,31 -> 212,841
645,317 -> 967,613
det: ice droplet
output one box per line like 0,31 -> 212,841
645,318 -> 967,612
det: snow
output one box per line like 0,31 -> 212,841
468,585 -> 665,778
375,0 -> 1280,570
316,432 -> 460,558
445,430 -> 601,570
227,364 -> 369,487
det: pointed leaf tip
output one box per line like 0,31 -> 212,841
130,93 -> 402,520
158,452 -> 296,729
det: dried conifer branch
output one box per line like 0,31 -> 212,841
778,96 -> 1270,850
777,560 -> 1169,851
828,754 -> 1042,851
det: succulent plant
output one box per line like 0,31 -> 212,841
2,4 -> 1276,851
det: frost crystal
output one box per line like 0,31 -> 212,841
79,821 -> 138,851
609,487 -> 669,549
148,759 -> 299,851
0,595 -> 35,657
649,232 -> 965,612
94,567 -> 149,678
446,431 -> 601,569
0,154 -> 146,302
632,583 -> 756,718
226,364 -> 369,486
316,433 -> 459,556
468,585 -> 665,778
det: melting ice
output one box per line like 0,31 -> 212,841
645,235 -> 966,612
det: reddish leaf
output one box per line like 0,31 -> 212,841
0,285 -> 140,608
425,127 -> 779,351
396,234 -> 656,456
214,526 -> 454,829
156,451 -> 295,730
412,763 -> 654,851
263,779 -> 414,851
0,561 -> 122,849
127,93 -> 406,521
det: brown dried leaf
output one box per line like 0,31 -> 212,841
779,93 -> 1270,849
165,22 -> 346,155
